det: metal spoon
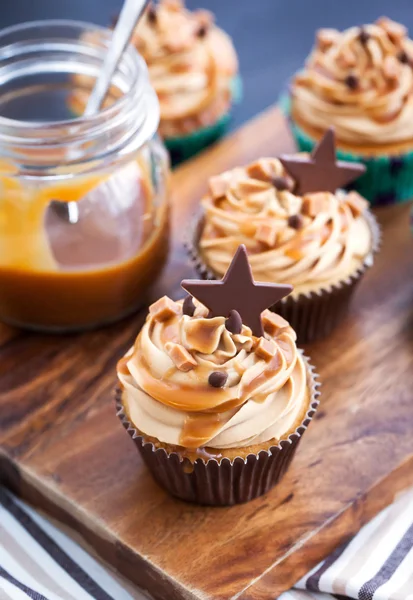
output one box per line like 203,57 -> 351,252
51,0 -> 149,223
84,0 -> 149,116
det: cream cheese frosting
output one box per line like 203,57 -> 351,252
117,298 -> 309,450
132,0 -> 238,138
198,158 -> 373,296
291,17 -> 413,147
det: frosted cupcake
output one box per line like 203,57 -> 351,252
134,0 -> 240,162
116,246 -> 319,505
188,130 -> 380,343
71,0 -> 240,164
288,17 -> 413,204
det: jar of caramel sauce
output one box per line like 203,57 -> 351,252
0,21 -> 170,331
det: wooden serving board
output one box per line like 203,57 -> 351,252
1,107 -> 413,600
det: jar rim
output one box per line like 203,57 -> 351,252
0,19 -> 160,177
0,19 -> 136,129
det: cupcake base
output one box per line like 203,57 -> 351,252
115,358 -> 319,506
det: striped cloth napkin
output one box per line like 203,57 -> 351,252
1,485 -> 412,600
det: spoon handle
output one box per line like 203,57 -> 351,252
84,0 -> 149,116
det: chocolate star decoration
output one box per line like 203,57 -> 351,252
181,245 -> 292,337
279,127 -> 366,195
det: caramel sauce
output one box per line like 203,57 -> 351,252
137,365 -> 230,412
0,162 -> 169,329
233,361 -> 246,376
239,221 -> 257,236
185,317 -> 223,354
117,356 -> 131,377
241,351 -> 282,400
182,461 -> 195,474
339,206 -> 351,231
284,247 -> 304,260
181,411 -> 233,448
203,396 -> 245,413
277,336 -> 294,364
160,319 -> 180,346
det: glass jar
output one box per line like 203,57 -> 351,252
0,20 -> 170,331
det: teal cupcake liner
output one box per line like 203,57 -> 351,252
165,112 -> 231,165
280,94 -> 413,206
165,75 -> 243,166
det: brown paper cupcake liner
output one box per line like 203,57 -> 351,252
115,356 -> 320,506
186,211 -> 381,344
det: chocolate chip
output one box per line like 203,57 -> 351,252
397,50 -> 410,64
345,74 -> 358,90
225,309 -> 242,334
358,28 -> 370,45
183,295 -> 196,317
288,214 -> 304,229
271,176 -> 290,191
208,371 -> 228,388
147,6 -> 157,24
197,25 -> 208,38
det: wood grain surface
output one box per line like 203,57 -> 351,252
1,107 -> 413,600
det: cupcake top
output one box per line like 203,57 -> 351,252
198,130 -> 373,296
118,246 -> 310,451
132,0 -> 238,137
291,17 -> 413,147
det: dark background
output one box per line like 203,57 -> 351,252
1,0 -> 412,130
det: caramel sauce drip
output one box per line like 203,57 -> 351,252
180,412 -> 234,448
160,318 -> 180,345
194,321 -> 220,349
137,358 -> 233,412
240,350 -> 282,401
117,356 -> 131,376
0,169 -> 105,272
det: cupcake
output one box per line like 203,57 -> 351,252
188,129 -> 380,343
116,246 -> 319,505
70,0 -> 240,164
287,17 -> 413,204
137,0 -> 240,163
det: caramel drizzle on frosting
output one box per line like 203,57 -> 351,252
291,18 -> 413,144
199,158 -> 372,293
118,298 -> 302,448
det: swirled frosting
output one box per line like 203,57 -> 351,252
291,17 -> 413,147
118,297 -> 309,450
132,0 -> 238,138
199,158 -> 373,296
